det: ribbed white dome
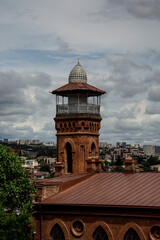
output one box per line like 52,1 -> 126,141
69,61 -> 87,83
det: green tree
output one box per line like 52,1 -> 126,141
39,164 -> 51,173
111,166 -> 124,172
102,160 -> 109,172
0,144 -> 36,240
143,156 -> 160,169
115,156 -> 123,166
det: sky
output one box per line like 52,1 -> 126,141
0,0 -> 160,146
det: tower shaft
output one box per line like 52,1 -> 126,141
55,114 -> 102,175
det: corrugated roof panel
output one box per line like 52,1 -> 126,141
42,172 -> 160,207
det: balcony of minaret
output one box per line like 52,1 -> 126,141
56,94 -> 101,116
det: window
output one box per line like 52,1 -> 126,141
91,142 -> 96,156
50,224 -> 65,240
65,142 -> 72,173
93,226 -> 108,240
124,228 -> 140,240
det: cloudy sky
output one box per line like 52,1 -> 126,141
0,0 -> 160,145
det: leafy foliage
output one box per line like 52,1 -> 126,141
102,160 -> 109,172
143,156 -> 160,168
39,164 -> 55,178
0,144 -> 36,240
111,166 -> 124,172
0,205 -> 34,240
115,156 -> 123,166
39,164 -> 51,173
38,158 -> 46,164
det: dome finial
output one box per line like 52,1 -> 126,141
78,58 -> 80,64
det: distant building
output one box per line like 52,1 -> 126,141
143,145 -> 155,156
32,139 -> 40,144
99,142 -> 108,148
155,146 -> 160,156
122,142 -> 126,148
126,144 -> 131,148
22,159 -> 39,169
133,143 -> 141,148
42,142 -> 56,146
107,143 -> 113,149
116,142 -> 121,147
33,172 -> 44,180
37,156 -> 57,165
16,139 -> 40,145
99,142 -> 113,149
150,164 -> 160,172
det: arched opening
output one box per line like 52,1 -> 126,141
65,142 -> 72,173
91,142 -> 96,156
93,226 -> 108,240
50,224 -> 65,240
124,228 -> 140,240
81,122 -> 85,130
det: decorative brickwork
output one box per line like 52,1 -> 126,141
33,207 -> 160,240
54,114 -> 102,175
35,185 -> 60,202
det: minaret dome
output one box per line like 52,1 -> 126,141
68,61 -> 87,83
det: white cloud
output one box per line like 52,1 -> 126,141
0,0 -> 160,145
145,102 -> 160,115
0,0 -> 160,53
107,0 -> 160,20
0,70 -> 56,141
148,86 -> 160,102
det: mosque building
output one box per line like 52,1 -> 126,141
33,62 -> 160,240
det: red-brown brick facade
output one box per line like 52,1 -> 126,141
54,114 -> 102,175
33,205 -> 160,240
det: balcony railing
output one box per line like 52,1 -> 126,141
56,103 -> 100,115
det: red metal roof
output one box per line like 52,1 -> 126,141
51,83 -> 106,96
41,172 -> 160,208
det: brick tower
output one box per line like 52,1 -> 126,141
51,61 -> 105,175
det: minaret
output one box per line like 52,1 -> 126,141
51,61 -> 105,175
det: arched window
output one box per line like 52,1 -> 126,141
124,228 -> 140,240
91,142 -> 96,156
65,142 -> 72,173
50,224 -> 65,240
72,122 -> 75,127
93,226 -> 108,240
